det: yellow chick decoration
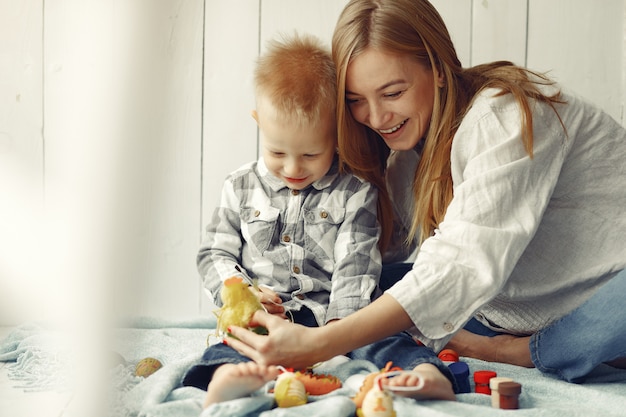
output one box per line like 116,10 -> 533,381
274,371 -> 308,408
215,276 -> 266,336
357,376 -> 396,417
353,362 -> 401,408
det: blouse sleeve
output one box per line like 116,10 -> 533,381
386,90 -> 569,351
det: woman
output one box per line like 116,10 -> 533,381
225,0 -> 626,394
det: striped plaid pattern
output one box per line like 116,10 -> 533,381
198,157 -> 381,326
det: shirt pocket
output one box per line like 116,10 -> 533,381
303,207 -> 346,260
241,205 -> 280,254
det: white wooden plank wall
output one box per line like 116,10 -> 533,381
1,0 -> 624,325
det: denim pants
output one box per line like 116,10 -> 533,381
529,268 -> 626,382
182,304 -> 456,391
382,263 -> 626,383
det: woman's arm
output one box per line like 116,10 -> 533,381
225,293 -> 414,369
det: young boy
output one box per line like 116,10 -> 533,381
181,33 -> 382,407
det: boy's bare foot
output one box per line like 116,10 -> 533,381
445,330 -> 534,368
384,364 -> 456,401
203,362 -> 280,408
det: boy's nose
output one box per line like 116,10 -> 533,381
284,159 -> 302,177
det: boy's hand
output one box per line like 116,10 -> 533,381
248,286 -> 287,319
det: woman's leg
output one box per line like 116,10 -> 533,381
445,322 -> 533,368
530,269 -> 626,382
449,270 -> 626,382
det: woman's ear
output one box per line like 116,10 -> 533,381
436,70 -> 445,88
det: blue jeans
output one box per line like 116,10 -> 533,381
381,263 -> 626,383
530,268 -> 626,382
182,305 -> 457,392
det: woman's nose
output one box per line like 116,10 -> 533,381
368,102 -> 390,129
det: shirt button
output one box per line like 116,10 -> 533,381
443,322 -> 454,332
254,210 -> 260,217
283,235 -> 290,243
320,210 -> 328,219
291,189 -> 299,195
292,266 -> 300,274
296,294 -> 305,300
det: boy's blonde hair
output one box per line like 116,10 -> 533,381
255,33 -> 336,127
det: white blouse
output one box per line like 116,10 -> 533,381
386,86 -> 626,352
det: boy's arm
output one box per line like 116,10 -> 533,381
325,180 -> 381,322
198,177 -> 249,306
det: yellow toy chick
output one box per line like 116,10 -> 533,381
274,371 -> 308,408
358,377 -> 396,417
215,276 -> 265,336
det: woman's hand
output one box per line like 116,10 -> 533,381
226,294 -> 413,369
248,285 -> 287,319
225,310 -> 329,369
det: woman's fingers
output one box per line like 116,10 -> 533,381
224,329 -> 266,363
227,311 -> 322,369
226,311 -> 280,364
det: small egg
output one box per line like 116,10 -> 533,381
135,357 -> 163,377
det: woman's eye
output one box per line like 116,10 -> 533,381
384,91 -> 403,98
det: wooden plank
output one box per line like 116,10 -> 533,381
623,0 -> 626,126
0,0 -> 45,326
44,0 -> 204,319
431,0 -> 473,67
471,0 -> 527,66
200,1 -> 261,314
527,0 -> 623,123
110,0 -> 204,318
259,0 -> 349,47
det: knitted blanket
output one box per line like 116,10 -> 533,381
2,316 -> 626,417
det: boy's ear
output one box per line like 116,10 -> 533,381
251,110 -> 259,124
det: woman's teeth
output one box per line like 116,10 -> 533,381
379,120 -> 407,134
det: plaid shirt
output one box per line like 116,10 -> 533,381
198,156 -> 381,326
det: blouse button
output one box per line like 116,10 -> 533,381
443,322 -> 454,332
296,294 -> 305,300
254,210 -> 260,217
320,210 -> 328,219
292,266 -> 301,274
291,189 -> 299,195
283,235 -> 291,243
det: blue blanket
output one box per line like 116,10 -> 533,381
2,317 -> 626,417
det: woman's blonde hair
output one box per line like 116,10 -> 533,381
332,0 -> 563,251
